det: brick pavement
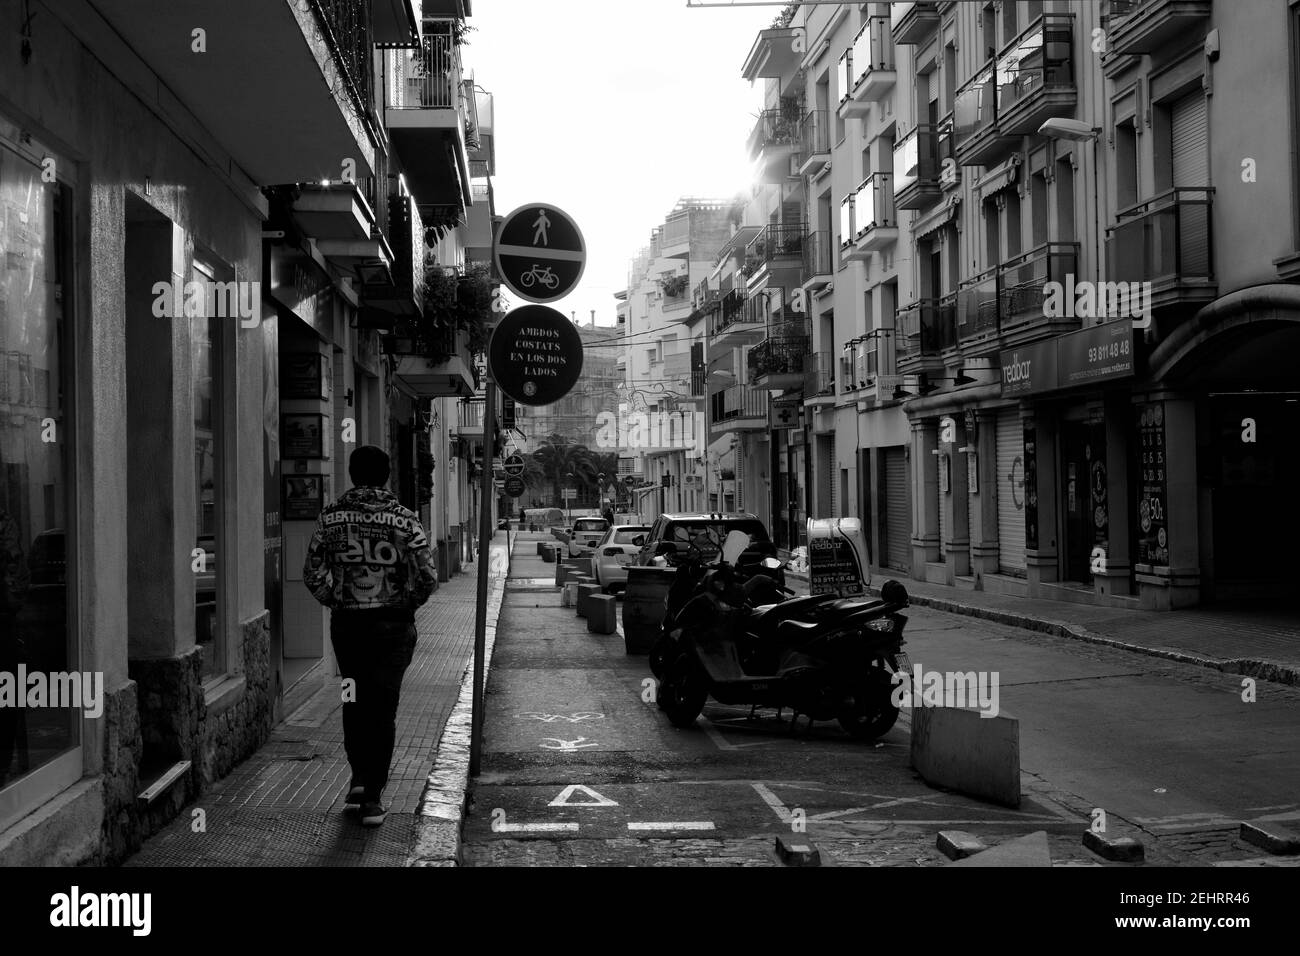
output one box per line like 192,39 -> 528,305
125,532 -> 508,867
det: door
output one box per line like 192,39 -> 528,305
1060,421 -> 1106,582
995,409 -> 1027,574
882,447 -> 910,571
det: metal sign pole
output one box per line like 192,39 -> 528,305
469,376 -> 496,778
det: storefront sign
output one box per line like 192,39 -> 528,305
267,244 -> 332,335
1137,402 -> 1169,566
1001,322 -> 1135,397
807,517 -> 869,596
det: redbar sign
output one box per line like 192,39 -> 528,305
1001,322 -> 1134,396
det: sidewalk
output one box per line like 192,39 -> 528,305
125,531 -> 509,868
787,568 -> 1300,686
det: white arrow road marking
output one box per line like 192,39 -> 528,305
626,822 -> 716,832
549,784 -> 619,808
540,737 -> 598,751
497,244 -> 585,261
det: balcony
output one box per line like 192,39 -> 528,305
1107,188 -> 1217,311
661,273 -> 693,317
954,15 -> 1077,167
891,2 -> 942,45
357,193 -> 424,329
798,110 -> 831,176
851,174 -> 898,254
897,296 -> 958,374
804,351 -> 836,404
748,109 -> 803,183
894,123 -> 950,211
710,385 -> 768,434
455,398 -> 486,439
469,88 -> 496,177
386,325 -> 478,398
93,0 -> 376,184
742,26 -> 804,87
998,242 -> 1082,343
842,15 -> 895,115
660,214 -> 692,258
802,230 -> 833,291
1104,0 -> 1212,57
297,182 -> 392,271
385,31 -> 474,211
748,330 -> 811,391
747,222 -> 807,283
710,289 -> 765,346
956,267 -> 1002,353
836,50 -> 868,119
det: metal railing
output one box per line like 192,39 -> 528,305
894,123 -> 943,195
1107,187 -> 1214,285
837,48 -> 852,104
309,0 -> 372,120
852,173 -> 895,236
804,351 -> 835,396
850,14 -> 894,88
839,194 -> 854,247
386,32 -> 465,109
748,222 -> 807,266
748,335 -> 810,384
998,242 -> 1080,328
800,109 -> 830,159
954,60 -> 998,147
711,384 -> 767,423
749,108 -> 803,157
897,297 -> 958,358
711,288 -> 757,336
803,230 -> 832,279
957,267 -> 1002,340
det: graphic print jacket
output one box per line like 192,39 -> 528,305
302,486 -> 438,617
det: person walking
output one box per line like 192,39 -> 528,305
303,445 -> 438,826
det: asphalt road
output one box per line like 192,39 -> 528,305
461,533 -> 1300,867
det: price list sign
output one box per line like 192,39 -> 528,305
1137,402 -> 1169,566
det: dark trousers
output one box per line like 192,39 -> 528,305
329,613 -> 418,801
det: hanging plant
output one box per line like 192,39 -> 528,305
660,274 -> 689,298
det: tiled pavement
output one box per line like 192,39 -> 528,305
125,532 -> 508,867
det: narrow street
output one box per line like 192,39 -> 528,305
461,533 -> 1300,866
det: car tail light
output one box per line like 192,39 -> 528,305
603,547 -> 622,557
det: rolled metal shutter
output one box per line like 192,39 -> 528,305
996,409 -> 1026,574
884,448 -> 910,571
1171,91 -> 1209,275
937,454 -> 947,554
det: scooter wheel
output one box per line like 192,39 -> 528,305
837,671 -> 899,740
663,654 -> 707,728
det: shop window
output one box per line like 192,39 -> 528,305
191,260 -> 227,682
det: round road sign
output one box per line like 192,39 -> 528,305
494,203 -> 586,304
488,304 -> 584,406
504,453 -> 525,477
504,475 -> 526,498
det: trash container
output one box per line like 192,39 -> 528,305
622,565 -> 675,654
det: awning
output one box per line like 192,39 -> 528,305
975,154 -> 1022,203
912,195 -> 961,242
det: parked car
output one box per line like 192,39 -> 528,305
567,517 -> 611,558
592,525 -> 651,593
633,512 -> 783,586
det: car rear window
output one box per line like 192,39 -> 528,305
612,528 -> 649,544
575,519 -> 608,532
666,520 -> 770,545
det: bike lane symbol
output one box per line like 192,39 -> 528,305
494,202 -> 586,304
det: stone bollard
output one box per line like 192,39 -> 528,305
536,541 -> 549,556
541,545 -> 556,564
576,583 -> 601,619
587,594 -> 617,634
562,581 -> 580,608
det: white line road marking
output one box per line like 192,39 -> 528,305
626,822 -> 716,832
751,782 -> 793,825
549,784 -> 619,807
493,822 -> 581,833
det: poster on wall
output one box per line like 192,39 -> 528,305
282,352 -> 329,400
282,413 -> 326,458
1023,424 -> 1038,550
1137,402 -> 1169,566
283,474 -> 325,521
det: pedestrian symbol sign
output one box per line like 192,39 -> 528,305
503,454 -> 525,477
494,203 -> 586,304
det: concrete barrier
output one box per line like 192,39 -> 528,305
910,706 -> 1020,808
576,584 -> 601,619
587,594 -> 617,634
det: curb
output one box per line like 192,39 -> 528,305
406,554 -> 509,867
857,584 -> 1300,688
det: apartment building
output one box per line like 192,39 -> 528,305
0,0 -> 494,864
622,200 -> 730,521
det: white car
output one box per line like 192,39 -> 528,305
592,525 -> 651,592
567,517 -> 612,558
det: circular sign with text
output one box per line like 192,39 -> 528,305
488,305 -> 584,406
504,475 -> 526,498
503,454 -> 525,477
494,203 -> 586,304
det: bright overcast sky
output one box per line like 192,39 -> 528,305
464,0 -> 776,327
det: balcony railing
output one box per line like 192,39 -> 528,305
749,108 -> 802,158
897,296 -> 958,359
994,15 -> 1075,132
852,173 -> 896,237
800,110 -> 830,162
804,351 -> 835,397
850,15 -> 894,88
1104,0 -> 1212,57
711,288 -> 758,337
310,0 -> 373,119
839,194 -> 854,247
748,334 -> 810,384
1107,188 -> 1214,287
711,384 -> 767,423
953,60 -> 998,149
803,230 -> 833,280
998,242 -> 1079,330
386,32 -> 464,110
957,267 -> 1001,341
749,222 -> 807,266
837,49 -> 852,104
893,121 -> 953,207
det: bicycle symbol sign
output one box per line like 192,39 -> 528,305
494,203 -> 586,304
